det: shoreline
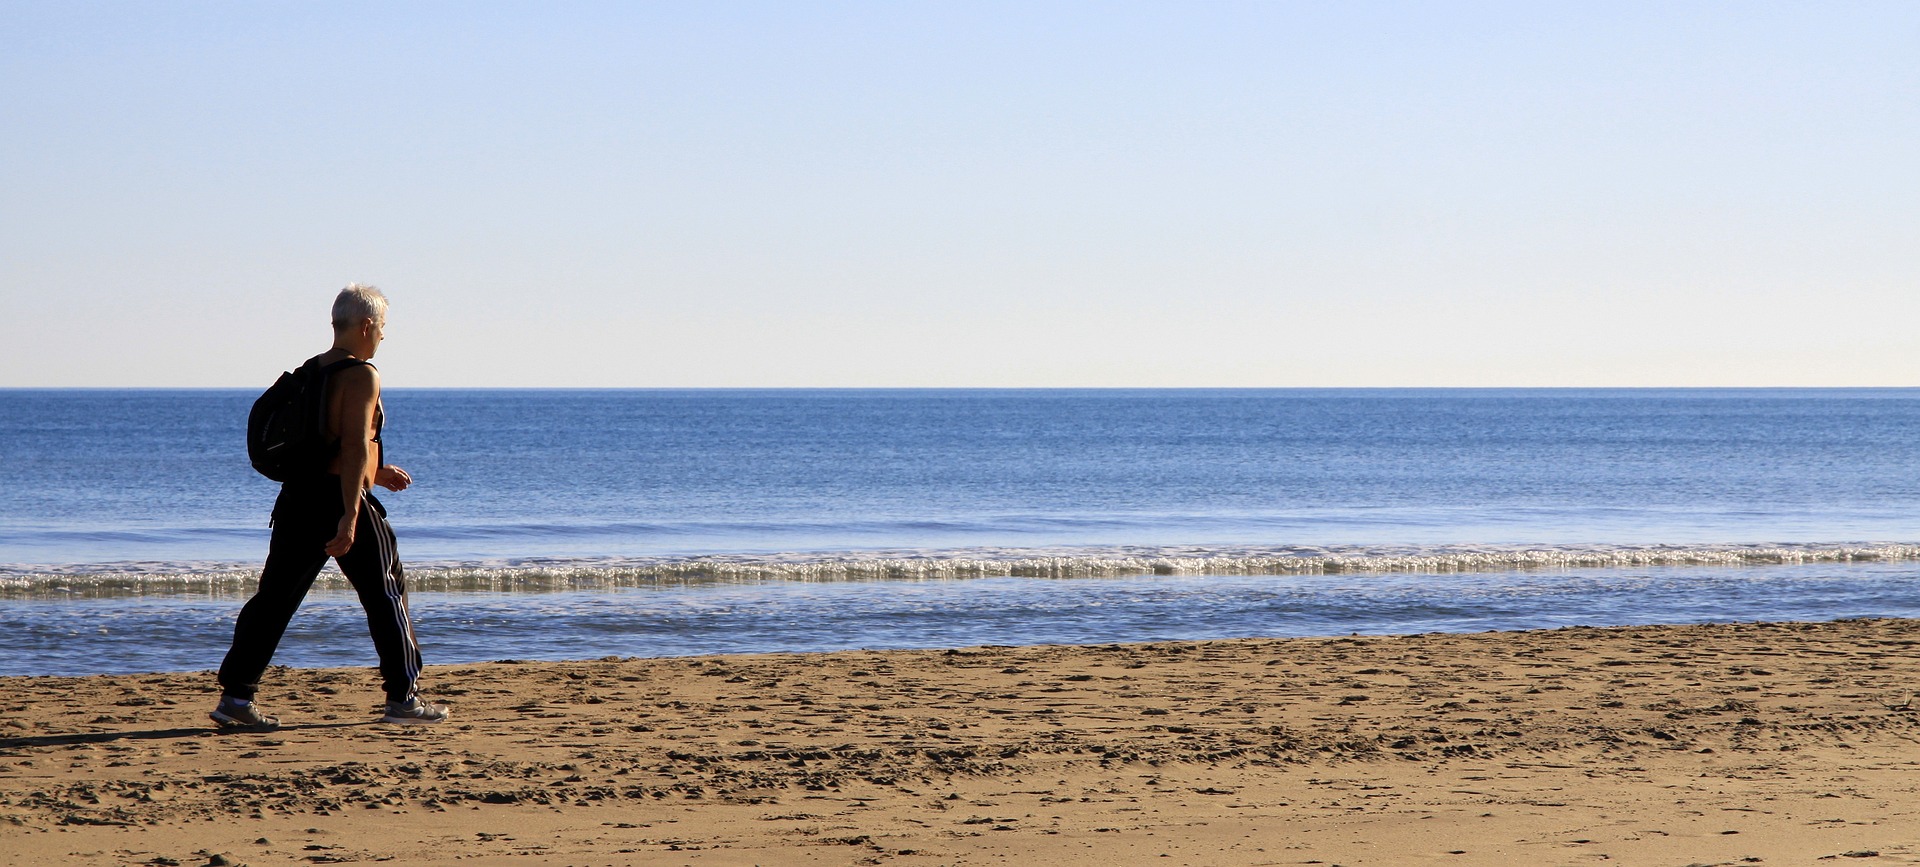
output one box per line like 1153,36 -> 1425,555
5,619 -> 1920,864
9,540 -> 1920,589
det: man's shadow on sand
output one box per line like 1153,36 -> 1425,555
1,722 -> 369,749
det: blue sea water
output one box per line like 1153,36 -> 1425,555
2,388 -> 1918,675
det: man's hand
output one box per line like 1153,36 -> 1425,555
375,465 -> 412,492
325,514 -> 357,557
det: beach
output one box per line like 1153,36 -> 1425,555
6,619 -> 1920,865
10,1 -> 1918,862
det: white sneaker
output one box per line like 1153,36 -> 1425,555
380,695 -> 449,724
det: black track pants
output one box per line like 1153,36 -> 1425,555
218,479 -> 423,704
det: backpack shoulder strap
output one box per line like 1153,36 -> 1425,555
306,358 -> 376,443
316,357 -> 373,377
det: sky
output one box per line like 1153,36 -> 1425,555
2,1 -> 1916,387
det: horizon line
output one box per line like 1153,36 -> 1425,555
5,385 -> 1919,392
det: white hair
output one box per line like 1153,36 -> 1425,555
331,283 -> 389,329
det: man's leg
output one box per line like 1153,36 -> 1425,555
335,494 -> 424,705
217,502 -> 330,702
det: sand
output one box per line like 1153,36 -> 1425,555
5,619 -> 1920,866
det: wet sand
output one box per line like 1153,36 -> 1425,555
5,618 -> 1920,865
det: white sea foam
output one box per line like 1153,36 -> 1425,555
4,542 -> 1919,598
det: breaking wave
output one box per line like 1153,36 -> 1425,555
4,541 -> 1920,598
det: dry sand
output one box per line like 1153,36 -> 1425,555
6,619 -> 1920,866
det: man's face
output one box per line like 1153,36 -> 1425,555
358,316 -> 386,358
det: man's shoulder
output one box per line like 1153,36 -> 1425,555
332,362 -> 379,385
302,352 -> 375,371
320,357 -> 380,398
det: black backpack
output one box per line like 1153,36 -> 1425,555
247,357 -> 368,482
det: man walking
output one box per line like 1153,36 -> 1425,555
212,283 -> 447,728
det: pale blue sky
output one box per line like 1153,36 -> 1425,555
3,2 -> 1915,386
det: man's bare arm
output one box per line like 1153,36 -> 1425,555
326,365 -> 381,557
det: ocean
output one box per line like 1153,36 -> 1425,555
3,388 -> 1918,676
